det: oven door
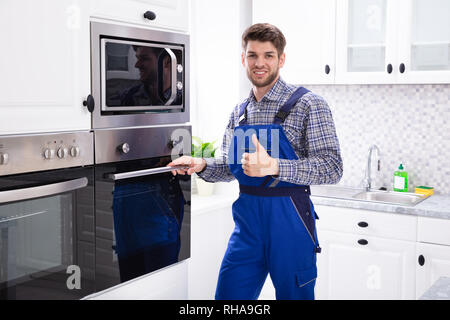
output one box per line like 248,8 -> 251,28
0,167 -> 95,300
95,156 -> 190,291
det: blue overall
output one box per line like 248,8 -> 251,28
215,87 -> 321,300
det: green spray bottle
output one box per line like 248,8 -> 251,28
393,164 -> 408,192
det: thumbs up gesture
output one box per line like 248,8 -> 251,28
241,134 -> 279,177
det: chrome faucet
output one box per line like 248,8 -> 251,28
363,145 -> 381,191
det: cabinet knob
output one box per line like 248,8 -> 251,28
357,221 -> 368,228
399,63 -> 406,74
325,64 -> 331,74
418,255 -> 425,266
357,239 -> 368,245
386,64 -> 393,74
144,10 -> 156,20
83,94 -> 95,113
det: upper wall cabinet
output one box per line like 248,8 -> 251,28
252,0 -> 336,85
90,0 -> 189,32
397,0 -> 450,83
0,0 -> 91,134
336,0 -> 450,84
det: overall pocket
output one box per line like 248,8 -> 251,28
289,195 -> 317,247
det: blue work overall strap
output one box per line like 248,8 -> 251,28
238,99 -> 251,126
273,86 -> 310,125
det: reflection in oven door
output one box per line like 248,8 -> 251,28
0,168 -> 95,300
95,158 -> 190,291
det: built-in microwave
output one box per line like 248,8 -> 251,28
89,21 -> 190,129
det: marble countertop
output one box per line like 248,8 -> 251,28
310,185 -> 450,220
420,277 -> 450,300
191,181 -> 450,220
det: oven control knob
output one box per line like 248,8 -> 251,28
57,147 -> 68,159
177,64 -> 183,73
0,153 -> 9,165
70,146 -> 80,157
118,143 -> 130,154
43,148 -> 55,159
176,81 -> 183,90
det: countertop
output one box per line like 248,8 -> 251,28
310,185 -> 450,220
419,277 -> 450,300
192,181 -> 450,220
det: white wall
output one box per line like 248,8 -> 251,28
190,0 -> 252,148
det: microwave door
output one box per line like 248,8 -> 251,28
101,38 -> 184,112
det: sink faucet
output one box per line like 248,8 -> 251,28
363,145 -> 381,191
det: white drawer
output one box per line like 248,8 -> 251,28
315,205 -> 417,241
418,216 -> 450,246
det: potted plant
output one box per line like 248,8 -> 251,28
192,136 -> 217,196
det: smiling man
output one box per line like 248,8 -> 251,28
168,23 -> 343,300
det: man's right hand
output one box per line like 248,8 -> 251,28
167,156 -> 206,176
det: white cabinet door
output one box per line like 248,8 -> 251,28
0,0 -> 91,134
91,0 -> 189,32
188,201 -> 235,299
396,0 -> 450,83
335,0 -> 398,84
252,0 -> 336,84
315,229 -> 416,300
416,242 -> 450,299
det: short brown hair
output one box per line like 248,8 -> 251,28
241,23 -> 286,57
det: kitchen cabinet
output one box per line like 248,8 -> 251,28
252,0 -> 336,84
415,216 -> 450,299
90,0 -> 189,32
0,0 -> 91,134
188,194 -> 235,299
335,0 -> 450,84
86,260 -> 188,299
314,205 -> 417,299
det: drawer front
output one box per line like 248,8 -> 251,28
315,205 -> 417,241
418,216 -> 450,246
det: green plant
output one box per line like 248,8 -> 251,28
191,136 -> 217,158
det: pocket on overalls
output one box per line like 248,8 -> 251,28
295,265 -> 317,288
289,195 -> 317,246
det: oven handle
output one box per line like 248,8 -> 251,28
106,165 -> 190,181
164,48 -> 178,106
0,177 -> 88,204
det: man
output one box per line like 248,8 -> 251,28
120,46 -> 175,106
168,23 -> 343,300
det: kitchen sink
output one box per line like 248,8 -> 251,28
310,185 -> 429,207
352,190 -> 428,206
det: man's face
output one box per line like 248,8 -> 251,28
242,40 -> 285,88
135,47 -> 158,82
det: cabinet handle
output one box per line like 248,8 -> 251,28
418,255 -> 425,266
144,10 -> 156,20
399,63 -> 406,73
83,94 -> 95,113
325,64 -> 331,74
357,221 -> 368,228
357,239 -> 368,245
386,64 -> 393,74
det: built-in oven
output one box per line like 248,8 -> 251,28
89,21 -> 190,129
0,131 -> 94,300
93,125 -> 191,291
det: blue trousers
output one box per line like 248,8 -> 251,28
215,190 -> 318,300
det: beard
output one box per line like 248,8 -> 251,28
246,67 -> 279,88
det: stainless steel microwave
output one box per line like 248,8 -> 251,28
90,21 -> 190,129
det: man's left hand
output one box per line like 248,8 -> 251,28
241,134 -> 279,177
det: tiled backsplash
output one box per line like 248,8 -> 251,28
307,84 -> 450,194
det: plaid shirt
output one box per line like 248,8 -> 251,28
197,77 -> 343,186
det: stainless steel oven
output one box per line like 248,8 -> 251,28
93,125 -> 191,291
0,131 -> 94,299
90,21 -> 190,129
